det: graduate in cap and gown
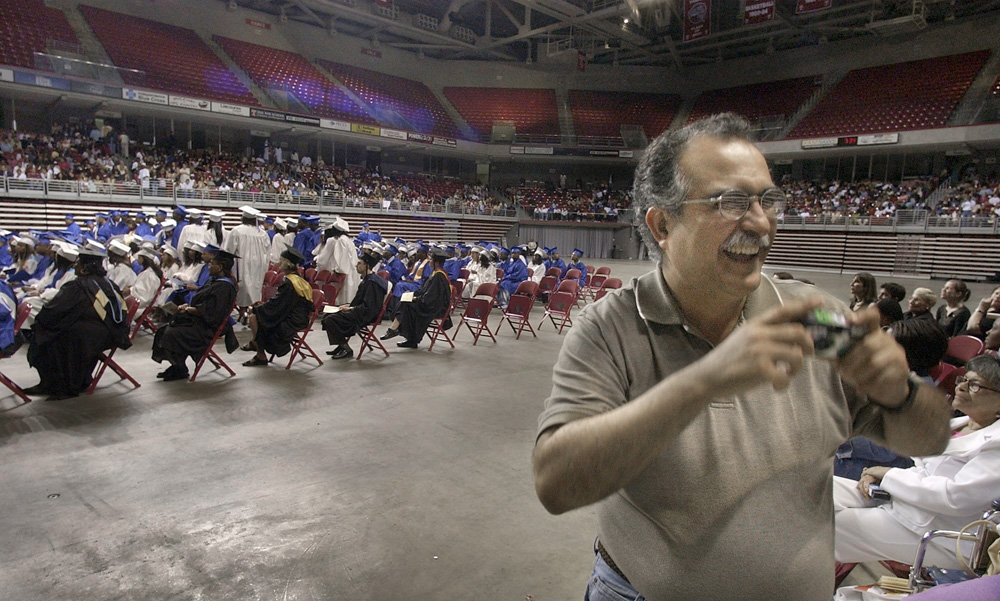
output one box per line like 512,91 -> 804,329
223,206 -> 271,312
322,252 -> 388,359
544,247 -> 566,274
151,250 -> 238,381
64,215 -> 81,238
241,248 -> 314,366
563,248 -> 587,283
24,248 -> 131,400
498,246 -> 529,305
382,251 -> 451,348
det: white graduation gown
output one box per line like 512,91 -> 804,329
269,232 -> 289,264
109,262 -> 137,290
176,223 -> 210,255
332,236 -> 359,304
129,268 -> 161,310
223,224 -> 271,305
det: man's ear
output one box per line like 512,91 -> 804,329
645,207 -> 672,245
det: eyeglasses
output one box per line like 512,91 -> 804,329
684,188 -> 787,220
955,376 -> 1000,394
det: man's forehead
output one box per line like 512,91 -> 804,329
678,135 -> 770,188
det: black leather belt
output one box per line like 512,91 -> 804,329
596,539 -> 630,583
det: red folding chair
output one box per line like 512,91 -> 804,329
459,268 -> 470,280
130,279 -> 165,339
557,278 -> 581,307
454,297 -> 496,345
495,268 -> 504,280
87,297 -> 142,394
283,289 -> 325,369
946,335 -> 985,364
426,297 -> 456,351
584,274 -> 608,301
473,282 -> 498,302
545,267 -> 562,279
595,266 -> 611,276
538,275 -> 558,301
0,303 -> 33,407
303,267 -> 317,282
495,283 -> 538,339
451,279 -> 466,312
321,283 -> 342,306
261,283 -> 278,302
190,298 -> 239,382
538,290 -> 576,334
377,269 -> 389,281
356,290 -> 392,360
313,269 -> 333,285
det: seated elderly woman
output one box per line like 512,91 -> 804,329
241,248 -> 315,367
151,250 -> 238,381
904,287 -> 938,323
834,353 -> 1000,568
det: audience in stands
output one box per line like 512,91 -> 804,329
936,279 -> 972,337
848,272 -> 878,312
508,183 -> 630,222
834,353 -> 1000,569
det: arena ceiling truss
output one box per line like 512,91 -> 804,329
230,0 -> 1000,68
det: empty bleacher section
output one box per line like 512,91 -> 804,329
568,90 -> 680,143
213,36 -> 374,123
686,77 -> 817,129
0,0 -> 78,69
789,50 -> 991,139
442,87 -> 559,140
77,6 -> 257,105
315,59 -> 457,137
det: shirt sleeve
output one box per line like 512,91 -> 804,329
537,305 -> 629,440
881,448 -> 1000,517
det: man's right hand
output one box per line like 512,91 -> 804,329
692,298 -> 821,398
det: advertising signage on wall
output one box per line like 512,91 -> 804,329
285,113 -> 320,126
795,0 -> 832,14
801,133 -> 900,149
169,95 -> 211,111
743,0 -> 775,25
71,80 -> 121,98
0,67 -> 12,82
351,124 -> 381,136
15,71 -> 71,90
683,0 -> 711,42
250,108 -> 287,122
122,88 -> 168,105
211,102 -> 251,116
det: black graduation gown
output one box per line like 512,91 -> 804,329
28,276 -> 130,396
152,277 -> 237,366
399,270 -> 451,344
322,273 -> 388,345
252,276 -> 314,357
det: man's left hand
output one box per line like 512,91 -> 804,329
857,465 -> 891,498
837,306 -> 910,408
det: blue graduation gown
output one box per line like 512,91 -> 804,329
443,258 -> 462,282
0,279 -> 15,349
499,259 -> 528,297
385,257 -> 407,284
393,260 -> 432,297
563,261 -> 587,283
64,223 -> 82,237
546,258 -> 566,274
0,245 -> 12,268
135,222 -> 153,238
171,220 -> 189,248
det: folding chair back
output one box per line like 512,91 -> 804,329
594,288 -> 609,302
585,274 -> 608,300
283,289 -> 326,369
595,266 -> 611,276
13,302 -> 31,332
377,269 -> 389,281
313,270 -> 333,285
321,283 -> 342,306
586,264 -> 596,276
473,282 -> 498,301
130,279 -> 165,340
303,267 -> 317,282
947,335 -> 985,364
564,268 -> 582,281
539,291 -> 576,334
556,279 -> 579,296
545,267 -> 562,278
454,297 -> 496,345
603,278 -> 623,290
357,290 -> 393,360
451,279 -> 466,312
426,297 -> 456,351
88,297 -> 142,394
190,297 -> 239,382
495,268 -> 504,280
1,303 -> 34,406
495,292 -> 537,339
514,280 -> 539,300
538,276 -> 558,296
265,270 -> 284,286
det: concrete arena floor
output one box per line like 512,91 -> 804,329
0,260 -> 989,600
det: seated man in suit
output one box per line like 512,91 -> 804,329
241,248 -> 316,367
322,252 -> 389,359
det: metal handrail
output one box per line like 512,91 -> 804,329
0,177 -> 518,219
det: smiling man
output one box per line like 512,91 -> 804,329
532,113 -> 951,601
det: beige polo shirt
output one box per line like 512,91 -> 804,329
538,267 -> 887,601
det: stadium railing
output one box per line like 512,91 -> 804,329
0,177 -> 518,218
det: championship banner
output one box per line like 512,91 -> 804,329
744,0 -> 775,25
796,0 -> 832,14
683,0 -> 711,42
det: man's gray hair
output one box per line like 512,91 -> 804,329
631,112 -> 755,257
966,354 -> 1000,391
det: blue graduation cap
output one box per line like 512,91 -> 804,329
174,205 -> 188,216
65,214 -> 74,220
110,210 -> 120,217
136,212 -> 146,220
156,209 -> 167,217
354,239 -> 362,248
446,245 -> 456,253
384,242 -> 397,253
362,221 -> 369,227
417,243 -> 430,253
572,248 -> 584,257
96,212 -> 109,219
265,217 -> 274,224
510,246 -> 522,254
202,244 -> 221,254
306,216 -> 320,225
500,247 -> 509,255
394,237 -> 406,244
549,246 -> 558,254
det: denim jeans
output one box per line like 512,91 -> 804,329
584,549 -> 645,601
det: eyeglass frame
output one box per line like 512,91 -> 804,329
682,187 -> 788,221
955,375 -> 1000,394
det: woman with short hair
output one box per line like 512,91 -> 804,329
903,287 -> 937,323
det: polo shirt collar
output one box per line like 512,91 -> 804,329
635,264 -> 781,326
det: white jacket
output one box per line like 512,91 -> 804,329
881,416 -> 1000,534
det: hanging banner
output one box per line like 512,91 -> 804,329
744,0 -> 775,25
683,0 -> 711,42
795,0 -> 832,14
577,51 -> 587,72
